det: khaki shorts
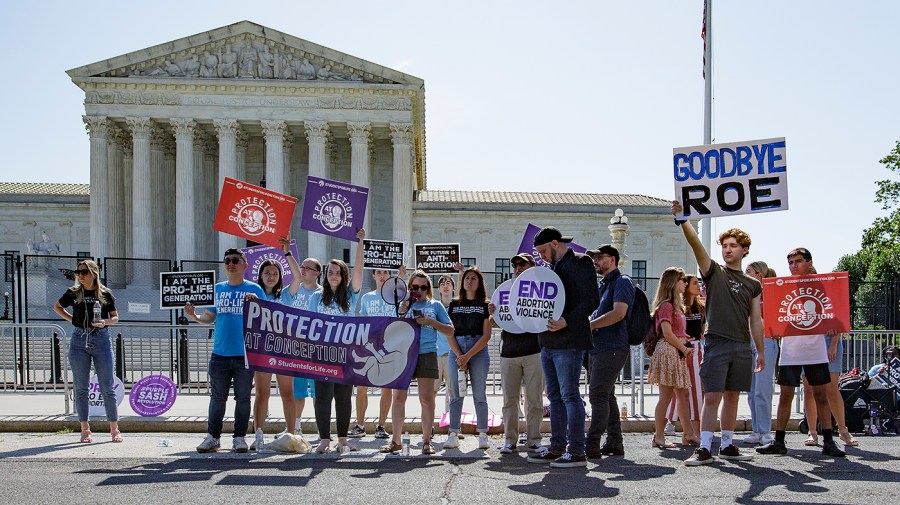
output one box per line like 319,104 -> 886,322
437,353 -> 449,385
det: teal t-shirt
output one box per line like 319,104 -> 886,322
309,289 -> 361,316
281,284 -> 322,311
358,290 -> 399,317
409,298 -> 451,355
209,280 -> 265,356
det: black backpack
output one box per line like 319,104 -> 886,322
605,274 -> 652,346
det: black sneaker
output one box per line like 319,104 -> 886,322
585,446 -> 604,459
374,424 -> 389,439
756,440 -> 788,455
347,424 -> 366,438
821,441 -> 846,458
549,452 -> 587,468
719,444 -> 753,461
526,446 -> 562,464
684,447 -> 714,466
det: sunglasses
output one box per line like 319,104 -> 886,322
223,257 -> 243,265
75,269 -> 91,276
679,277 -> 687,283
409,284 -> 428,292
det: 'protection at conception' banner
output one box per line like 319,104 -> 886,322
243,298 -> 420,390
761,272 -> 850,338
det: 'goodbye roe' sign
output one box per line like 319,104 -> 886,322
213,178 -> 298,248
673,137 -> 788,219
761,272 -> 850,338
507,267 -> 566,333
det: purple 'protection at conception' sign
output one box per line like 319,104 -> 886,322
129,374 -> 177,417
516,223 -> 586,268
300,176 -> 369,242
241,240 -> 300,285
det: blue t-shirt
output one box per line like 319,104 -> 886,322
281,284 -> 322,311
408,298 -> 451,355
309,289 -> 361,316
591,269 -> 634,352
209,280 -> 265,357
358,290 -> 398,317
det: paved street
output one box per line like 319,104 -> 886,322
1,431 -> 896,504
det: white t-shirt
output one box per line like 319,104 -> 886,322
779,334 -> 828,366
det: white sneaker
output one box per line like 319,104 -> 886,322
743,432 -> 762,445
444,431 -> 460,449
478,432 -> 490,450
664,421 -> 675,435
274,428 -> 289,440
196,434 -> 220,453
759,433 -> 774,446
232,436 -> 249,453
499,442 -> 515,454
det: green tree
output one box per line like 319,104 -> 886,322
836,141 -> 900,329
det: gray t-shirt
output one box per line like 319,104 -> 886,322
701,261 -> 762,343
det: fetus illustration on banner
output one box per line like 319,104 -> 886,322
352,320 -> 416,387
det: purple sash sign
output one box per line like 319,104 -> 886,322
516,223 -> 586,268
129,374 -> 177,416
300,176 -> 369,242
241,240 -> 300,285
243,298 -> 420,390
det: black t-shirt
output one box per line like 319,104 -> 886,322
500,329 -> 541,358
58,288 -> 117,329
448,299 -> 489,337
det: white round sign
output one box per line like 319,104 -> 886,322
508,267 -> 566,333
491,278 -> 525,334
87,374 -> 125,418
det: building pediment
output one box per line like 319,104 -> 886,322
66,20 -> 422,86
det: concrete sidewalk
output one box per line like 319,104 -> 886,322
0,389 -> 800,434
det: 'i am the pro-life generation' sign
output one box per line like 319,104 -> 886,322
673,137 -> 788,219
363,239 -> 405,270
159,270 -> 216,309
213,177 -> 298,249
300,176 -> 369,242
414,243 -> 460,274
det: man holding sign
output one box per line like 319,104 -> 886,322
672,201 -> 764,467
525,227 -> 599,468
757,248 -> 846,458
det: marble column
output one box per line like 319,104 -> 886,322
150,128 -> 168,260
305,121 -> 330,262
348,121 -> 371,261
125,117 -> 152,259
203,136 -> 218,261
105,126 -> 126,286
390,122 -> 414,249
83,116 -> 109,259
283,132 -> 299,243
192,131 -> 208,261
171,118 -> 197,261
214,119 -> 240,253
122,138 -> 134,282
235,127 -> 248,183
261,120 -> 286,194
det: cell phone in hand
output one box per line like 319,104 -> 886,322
678,341 -> 693,359
413,309 -> 423,318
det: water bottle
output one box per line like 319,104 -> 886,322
620,402 -> 628,419
255,429 -> 265,452
457,370 -> 467,398
92,301 -> 102,324
401,431 -> 410,456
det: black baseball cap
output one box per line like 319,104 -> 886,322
533,227 -> 573,246
586,244 -> 619,263
510,253 -> 536,266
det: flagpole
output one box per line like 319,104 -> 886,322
701,0 -> 714,254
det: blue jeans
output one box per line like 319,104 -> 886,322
448,336 -> 490,432
542,348 -> 586,456
69,328 -> 118,423
207,353 -> 253,438
748,338 -> 779,434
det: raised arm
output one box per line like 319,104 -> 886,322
672,200 -> 712,275
351,229 -> 366,293
281,234 -> 303,297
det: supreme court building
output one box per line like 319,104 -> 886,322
2,21 -> 692,295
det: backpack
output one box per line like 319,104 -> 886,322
643,317 -> 662,356
606,274 -> 652,346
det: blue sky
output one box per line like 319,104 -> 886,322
2,1 -> 898,272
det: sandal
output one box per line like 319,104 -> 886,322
111,430 -> 123,443
652,438 -> 677,449
379,441 -> 403,453
804,432 -> 819,446
315,444 -> 332,454
80,430 -> 93,443
422,443 -> 436,455
681,438 -> 700,446
839,428 -> 859,447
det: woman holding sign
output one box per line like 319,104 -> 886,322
648,267 -> 698,448
53,259 -> 122,444
444,266 -> 492,451
308,229 -> 365,454
250,257 -> 296,449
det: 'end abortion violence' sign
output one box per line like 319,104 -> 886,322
674,137 -> 788,219
507,267 -> 566,333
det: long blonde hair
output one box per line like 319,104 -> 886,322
66,259 -> 110,305
651,267 -> 685,317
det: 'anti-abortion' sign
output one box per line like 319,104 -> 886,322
414,243 -> 460,274
300,176 -> 368,242
508,267 -> 566,333
213,177 -> 298,248
674,137 -> 788,219
491,278 -> 525,334
762,272 -> 850,337
363,239 -> 405,270
160,271 -> 215,309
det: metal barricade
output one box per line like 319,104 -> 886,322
0,323 -> 69,411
